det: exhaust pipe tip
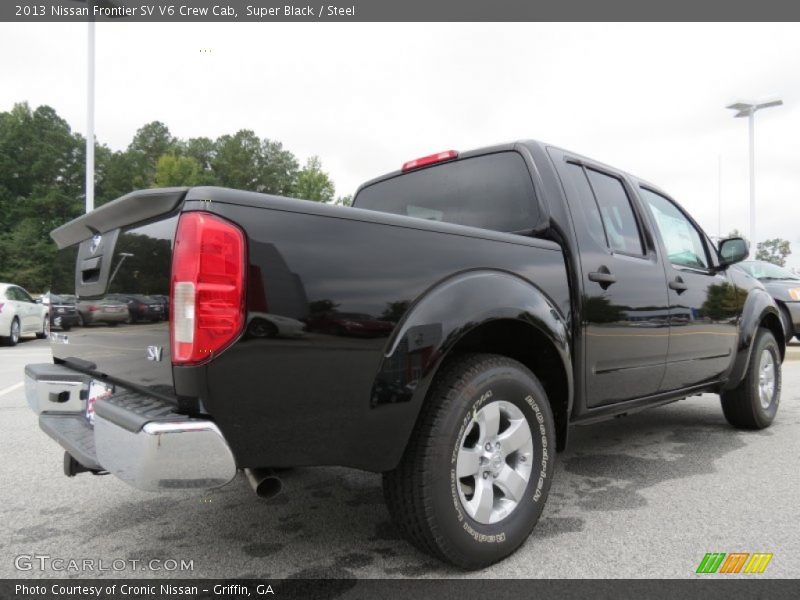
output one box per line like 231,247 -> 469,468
244,468 -> 283,500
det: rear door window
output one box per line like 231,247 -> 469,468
585,169 -> 644,256
565,163 -> 608,250
354,152 -> 540,233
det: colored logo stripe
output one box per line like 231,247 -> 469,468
696,552 -> 772,574
719,553 -> 749,573
744,553 -> 773,574
697,553 -> 726,573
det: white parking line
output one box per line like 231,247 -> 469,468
0,381 -> 24,398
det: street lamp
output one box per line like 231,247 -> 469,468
109,253 -> 134,285
726,98 -> 783,255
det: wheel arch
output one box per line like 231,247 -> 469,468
724,288 -> 785,390
375,269 -> 573,468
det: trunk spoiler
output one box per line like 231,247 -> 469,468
50,188 -> 188,249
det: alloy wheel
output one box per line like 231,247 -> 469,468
455,400 -> 534,524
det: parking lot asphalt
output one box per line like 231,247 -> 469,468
1,335 -> 799,579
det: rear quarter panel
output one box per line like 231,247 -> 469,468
187,194 -> 571,471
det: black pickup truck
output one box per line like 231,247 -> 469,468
26,141 -> 785,569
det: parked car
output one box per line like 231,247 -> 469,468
107,294 -> 166,323
40,293 -> 81,331
150,294 -> 170,318
735,260 -> 800,342
246,312 -> 305,339
76,298 -> 130,326
1,282 -> 48,345
25,141 -> 785,569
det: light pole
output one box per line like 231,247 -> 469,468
86,5 -> 95,214
726,98 -> 783,255
73,0 -> 122,213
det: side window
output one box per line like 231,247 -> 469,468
566,163 -> 607,249
639,188 -> 709,270
585,169 -> 644,256
3,289 -> 12,301
18,288 -> 35,303
7,288 -> 22,301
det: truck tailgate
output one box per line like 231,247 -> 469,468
49,188 -> 186,402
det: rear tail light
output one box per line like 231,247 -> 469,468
87,304 -> 99,312
170,212 -> 246,365
401,150 -> 458,172
0,302 -> 4,312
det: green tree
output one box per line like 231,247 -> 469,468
181,136 -> 217,181
213,130 -> 264,191
756,238 -> 791,266
212,130 -> 299,195
154,153 -> 213,187
0,103 -> 84,290
332,195 -> 352,207
0,102 -> 340,290
94,145 -> 138,205
126,121 -> 177,188
293,156 -> 335,202
260,139 -> 299,196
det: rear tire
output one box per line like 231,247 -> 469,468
721,328 -> 781,430
383,353 -> 555,570
3,318 -> 21,346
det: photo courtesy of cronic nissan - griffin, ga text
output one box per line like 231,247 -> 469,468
25,141 -> 785,569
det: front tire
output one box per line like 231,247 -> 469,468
383,353 -> 555,569
721,328 -> 781,429
779,305 -> 793,344
36,316 -> 49,339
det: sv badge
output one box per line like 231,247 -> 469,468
146,345 -> 163,362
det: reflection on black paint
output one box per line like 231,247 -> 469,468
371,323 -> 442,407
700,281 -> 748,323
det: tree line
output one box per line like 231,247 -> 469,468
0,102 -> 349,291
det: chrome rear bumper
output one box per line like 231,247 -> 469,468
25,363 -> 237,491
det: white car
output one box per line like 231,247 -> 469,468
0,283 -> 49,346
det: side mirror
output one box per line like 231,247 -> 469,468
718,237 -> 749,268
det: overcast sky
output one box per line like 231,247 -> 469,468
2,22 -> 799,267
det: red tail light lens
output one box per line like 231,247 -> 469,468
401,150 -> 458,172
170,212 -> 246,365
87,304 -> 99,312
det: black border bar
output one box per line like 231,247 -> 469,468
4,0 -> 800,22
3,579 -> 800,600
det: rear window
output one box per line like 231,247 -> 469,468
354,152 -> 540,233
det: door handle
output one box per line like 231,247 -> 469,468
588,266 -> 616,289
669,276 -> 688,293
